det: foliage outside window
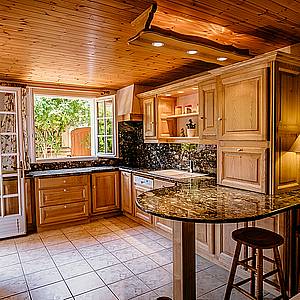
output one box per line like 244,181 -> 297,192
34,94 -> 116,160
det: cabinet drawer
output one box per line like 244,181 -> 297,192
39,186 -> 88,207
37,175 -> 88,189
218,146 -> 267,193
135,206 -> 153,225
154,216 -> 173,234
39,201 -> 88,225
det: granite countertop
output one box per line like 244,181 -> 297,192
136,176 -> 300,223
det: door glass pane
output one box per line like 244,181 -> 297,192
1,135 -> 17,154
98,136 -> 105,153
2,155 -> 17,173
4,197 -> 19,216
0,92 -> 15,112
107,137 -> 113,153
0,115 -> 16,133
97,102 -> 104,117
3,178 -> 18,195
98,119 -> 104,134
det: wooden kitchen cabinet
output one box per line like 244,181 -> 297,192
218,144 -> 267,193
219,68 -> 268,141
199,80 -> 218,141
35,174 -> 90,228
196,223 -> 215,255
120,171 -> 133,215
143,97 -> 157,140
92,171 -> 120,214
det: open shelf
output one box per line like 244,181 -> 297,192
163,112 -> 199,119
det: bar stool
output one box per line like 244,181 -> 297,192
224,227 -> 288,300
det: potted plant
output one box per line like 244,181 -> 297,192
186,119 -> 196,137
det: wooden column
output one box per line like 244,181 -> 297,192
173,221 -> 196,300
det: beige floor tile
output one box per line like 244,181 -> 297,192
39,229 -> 63,239
22,256 -> 55,275
156,236 -> 173,248
64,230 -> 91,241
52,249 -> 83,266
97,263 -> 133,285
30,281 -> 72,300
16,239 -> 44,252
78,244 -> 108,259
196,255 -> 214,272
148,249 -> 173,266
134,240 -> 165,255
163,262 -> 173,274
123,234 -> 153,245
108,276 -> 150,300
61,224 -> 85,234
74,286 -> 117,300
0,264 -> 23,282
14,234 -> 40,244
5,291 -> 31,300
19,247 -> 49,263
86,227 -> 112,237
94,232 -> 120,243
0,253 -> 20,267
196,269 -> 225,297
0,243 -> 17,257
86,252 -> 120,271
131,291 -> 159,300
113,246 -> 143,262
71,236 -> 99,249
41,234 -> 69,246
115,228 -> 140,238
137,267 -> 172,290
25,267 -> 62,290
102,238 -> 131,252
66,272 -> 105,296
154,283 -> 173,299
46,241 -> 76,256
58,260 -> 93,279
143,230 -> 163,241
0,275 -> 27,299
124,256 -> 160,275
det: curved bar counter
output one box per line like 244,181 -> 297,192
136,176 -> 300,300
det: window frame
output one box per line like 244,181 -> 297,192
28,89 -> 117,163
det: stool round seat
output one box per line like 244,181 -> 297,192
232,227 -> 284,249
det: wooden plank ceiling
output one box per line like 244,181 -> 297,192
0,0 -> 300,90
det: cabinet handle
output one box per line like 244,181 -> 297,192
217,117 -> 222,121
93,185 -> 96,189
237,148 -> 243,152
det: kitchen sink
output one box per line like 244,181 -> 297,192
149,169 -> 207,179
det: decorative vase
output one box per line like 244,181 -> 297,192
186,128 -> 196,137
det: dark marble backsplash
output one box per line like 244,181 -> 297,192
118,122 -> 217,175
30,121 -> 217,175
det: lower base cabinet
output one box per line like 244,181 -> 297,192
91,171 -> 120,214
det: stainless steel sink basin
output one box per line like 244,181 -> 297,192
149,169 -> 207,179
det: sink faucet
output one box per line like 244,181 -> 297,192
188,159 -> 194,173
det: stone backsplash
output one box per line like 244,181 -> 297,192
118,122 -> 217,175
30,121 -> 217,175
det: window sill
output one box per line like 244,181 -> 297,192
34,155 -> 118,164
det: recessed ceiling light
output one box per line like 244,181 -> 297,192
217,57 -> 228,62
152,41 -> 164,47
187,50 -> 198,55
178,91 -> 184,94
165,93 -> 172,96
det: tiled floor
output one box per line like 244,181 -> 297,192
0,216 -> 276,300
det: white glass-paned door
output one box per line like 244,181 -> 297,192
0,87 -> 26,238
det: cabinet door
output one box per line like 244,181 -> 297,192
143,97 -> 156,138
196,223 -> 215,254
121,171 -> 133,215
219,69 -> 267,141
92,171 -> 120,214
199,82 -> 217,141
218,145 -> 267,193
215,222 -> 246,269
25,178 -> 34,231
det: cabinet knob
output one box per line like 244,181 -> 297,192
217,117 -> 222,121
200,116 -> 204,120
93,185 -> 96,189
63,180 -> 66,183
63,189 -> 67,192
237,148 -> 243,152
64,205 -> 67,209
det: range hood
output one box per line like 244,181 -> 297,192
116,84 -> 149,122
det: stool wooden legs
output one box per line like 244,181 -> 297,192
256,249 -> 263,300
250,248 -> 256,296
273,247 -> 288,300
224,242 -> 242,300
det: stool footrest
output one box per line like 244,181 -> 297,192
264,278 -> 281,290
235,277 -> 252,287
232,284 -> 256,300
263,269 -> 279,279
262,255 -> 275,264
238,261 -> 257,272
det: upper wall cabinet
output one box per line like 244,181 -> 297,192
219,68 -> 268,141
143,97 -> 157,141
199,80 -> 218,141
